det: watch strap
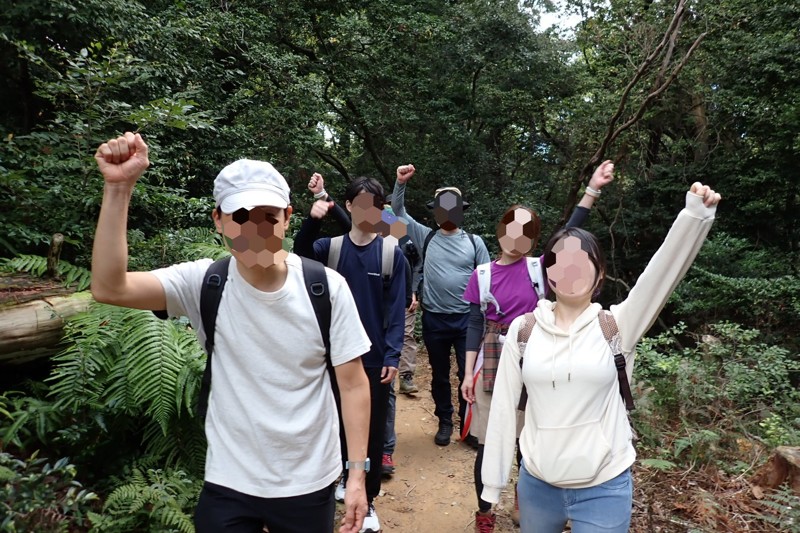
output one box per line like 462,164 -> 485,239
345,458 -> 370,472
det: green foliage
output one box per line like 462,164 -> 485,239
0,451 -> 97,532
634,321 -> 800,469
127,226 -> 224,271
753,484 -> 800,533
673,429 -> 721,466
0,303 -> 208,477
0,254 -> 92,290
638,458 -> 678,471
47,303 -> 206,450
672,233 -> 800,341
88,467 -> 199,533
0,393 -> 62,452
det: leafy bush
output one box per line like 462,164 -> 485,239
672,233 -> 800,343
634,321 -> 800,466
0,451 -> 97,532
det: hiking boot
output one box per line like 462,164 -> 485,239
381,453 -> 395,477
434,421 -> 453,446
399,373 -> 418,394
360,502 -> 380,533
335,477 -> 345,502
475,511 -> 496,533
511,486 -> 520,525
463,434 -> 479,449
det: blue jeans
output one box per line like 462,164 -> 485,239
421,310 -> 468,427
384,378 -> 396,455
517,463 -> 633,533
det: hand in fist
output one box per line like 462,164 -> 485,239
95,132 -> 150,187
308,173 -> 324,195
396,164 -> 415,184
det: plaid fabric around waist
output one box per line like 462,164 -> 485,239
482,320 -> 510,392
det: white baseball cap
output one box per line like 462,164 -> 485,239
213,159 -> 290,213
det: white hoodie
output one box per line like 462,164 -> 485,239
481,192 -> 717,501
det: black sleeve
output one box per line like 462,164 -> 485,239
466,303 -> 485,352
293,216 -> 323,259
565,205 -> 590,229
328,195 -> 352,234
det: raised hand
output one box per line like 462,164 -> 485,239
308,173 -> 325,195
310,199 -> 334,220
95,132 -> 150,187
690,182 -> 722,208
588,160 -> 614,191
396,164 -> 415,184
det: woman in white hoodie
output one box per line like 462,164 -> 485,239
481,183 -> 721,532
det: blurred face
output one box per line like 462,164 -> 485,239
546,236 -> 597,298
497,208 -> 537,256
378,206 -> 408,243
349,192 -> 385,233
215,205 -> 290,268
433,191 -> 464,231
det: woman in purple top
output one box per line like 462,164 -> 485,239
461,161 -> 615,533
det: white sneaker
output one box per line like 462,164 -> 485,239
360,503 -> 380,533
335,478 -> 345,502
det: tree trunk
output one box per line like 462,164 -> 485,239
0,291 -> 93,365
750,446 -> 800,497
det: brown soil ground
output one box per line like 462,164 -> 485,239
338,354 -> 519,533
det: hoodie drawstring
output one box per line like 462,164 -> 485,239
552,331 -> 575,389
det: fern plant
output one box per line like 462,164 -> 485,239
42,303 -> 208,475
88,467 -> 199,533
0,254 -> 92,291
753,484 -> 800,532
48,303 -> 205,431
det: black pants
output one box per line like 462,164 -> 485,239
474,442 -> 524,512
340,365 -> 390,502
422,310 -> 468,429
194,481 -> 335,533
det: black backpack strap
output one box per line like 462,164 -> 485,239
300,257 -> 337,396
197,256 -> 232,419
422,229 -> 435,262
598,310 -> 635,411
466,231 -> 478,268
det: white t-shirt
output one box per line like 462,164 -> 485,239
152,253 -> 371,498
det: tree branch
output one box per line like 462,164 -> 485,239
559,0 -> 704,225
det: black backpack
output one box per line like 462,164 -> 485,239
158,255 -> 334,420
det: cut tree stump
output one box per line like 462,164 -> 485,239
750,446 -> 800,497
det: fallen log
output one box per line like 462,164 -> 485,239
0,273 -> 93,364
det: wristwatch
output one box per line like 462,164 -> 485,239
345,458 -> 370,472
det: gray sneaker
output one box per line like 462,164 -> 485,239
399,373 -> 418,394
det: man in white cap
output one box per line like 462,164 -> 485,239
91,132 -> 372,533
